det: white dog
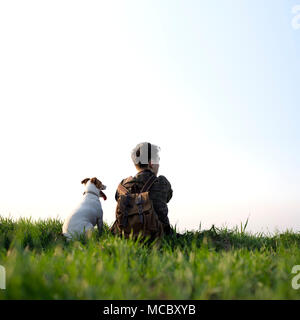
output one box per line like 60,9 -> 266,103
62,177 -> 107,240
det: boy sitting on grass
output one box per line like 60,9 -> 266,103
112,142 -> 173,236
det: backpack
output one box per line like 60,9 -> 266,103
111,174 -> 164,240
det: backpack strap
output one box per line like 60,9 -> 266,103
141,174 -> 157,193
117,174 -> 157,196
117,177 -> 133,196
117,183 -> 130,196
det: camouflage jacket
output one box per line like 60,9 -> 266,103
115,169 -> 173,233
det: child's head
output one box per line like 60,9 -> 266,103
131,142 -> 160,175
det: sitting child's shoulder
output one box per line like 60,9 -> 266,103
156,175 -> 171,187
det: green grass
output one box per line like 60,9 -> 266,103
0,216 -> 299,299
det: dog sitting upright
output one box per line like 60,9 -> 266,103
62,177 -> 107,240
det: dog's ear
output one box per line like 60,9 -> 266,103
81,178 -> 90,185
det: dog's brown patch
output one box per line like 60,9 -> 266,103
90,177 -> 104,190
81,178 -> 90,185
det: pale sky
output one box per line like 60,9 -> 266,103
0,0 -> 299,233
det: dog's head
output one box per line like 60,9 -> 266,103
81,177 -> 107,200
81,177 -> 106,190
